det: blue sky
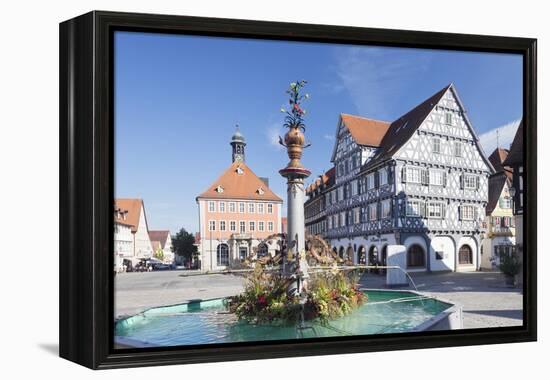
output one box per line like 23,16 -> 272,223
114,31 -> 522,234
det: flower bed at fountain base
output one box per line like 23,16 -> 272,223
228,267 -> 366,324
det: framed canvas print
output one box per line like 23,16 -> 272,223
59,11 -> 537,369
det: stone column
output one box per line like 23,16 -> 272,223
279,126 -> 311,296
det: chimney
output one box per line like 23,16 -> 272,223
259,177 -> 269,187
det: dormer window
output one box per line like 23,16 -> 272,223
257,187 -> 265,195
215,185 -> 224,193
236,166 -> 244,175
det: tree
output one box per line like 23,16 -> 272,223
172,228 -> 197,265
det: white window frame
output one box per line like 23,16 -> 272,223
229,220 -> 236,232
219,220 -> 226,231
445,112 -> 453,125
249,221 -> 255,232
258,221 -> 264,231
500,197 -> 512,209
208,201 -> 215,212
239,221 -> 246,233
268,221 -> 274,232
208,220 -> 216,231
229,202 -> 236,213
248,202 -> 255,213
460,205 -> 476,221
368,203 -> 378,221
454,141 -> 462,157
427,202 -> 444,219
406,200 -> 423,217
239,202 -> 245,213
381,199 -> 391,219
432,138 -> 441,154
429,170 -> 445,186
406,167 -> 422,184
257,203 -> 264,213
379,168 -> 388,186
219,202 -> 225,213
463,174 -> 477,190
354,207 -> 361,224
367,173 -> 376,190
267,203 -> 273,214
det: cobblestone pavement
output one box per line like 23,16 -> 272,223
115,270 -> 245,318
115,269 -> 523,330
358,270 -> 523,329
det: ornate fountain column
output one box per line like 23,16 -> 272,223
278,81 -> 311,296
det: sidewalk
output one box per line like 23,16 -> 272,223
358,270 -> 523,329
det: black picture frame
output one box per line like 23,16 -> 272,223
59,10 -> 537,369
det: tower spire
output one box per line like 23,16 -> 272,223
230,124 -> 246,163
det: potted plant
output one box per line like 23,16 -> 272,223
497,251 -> 521,287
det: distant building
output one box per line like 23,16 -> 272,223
114,207 -> 134,272
149,230 -> 175,264
281,217 -> 288,234
305,167 -> 335,236
196,128 -> 283,272
481,148 -> 515,270
502,121 -> 524,283
115,198 -> 154,259
305,84 -> 493,272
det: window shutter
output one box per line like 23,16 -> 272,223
459,205 -> 462,220
388,167 -> 393,185
374,171 -> 379,189
402,166 -> 407,183
460,174 -> 464,189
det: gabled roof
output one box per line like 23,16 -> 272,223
149,230 -> 170,249
151,240 -> 162,252
486,173 -> 510,215
114,207 -> 134,227
306,167 -> 335,195
330,115 -> 391,162
115,199 -> 148,233
488,148 -> 513,179
197,161 -> 282,202
360,84 -> 495,173
503,120 -> 523,166
340,114 -> 391,147
362,84 -> 451,171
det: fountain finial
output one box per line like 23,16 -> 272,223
279,80 -> 311,296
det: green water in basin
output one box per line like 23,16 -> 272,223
115,290 -> 451,347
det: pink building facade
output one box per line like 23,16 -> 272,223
196,128 -> 283,272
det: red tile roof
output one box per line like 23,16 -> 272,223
115,199 -> 147,233
489,148 -> 513,179
340,114 -> 391,147
306,167 -> 335,194
149,230 -> 170,248
197,161 -> 282,202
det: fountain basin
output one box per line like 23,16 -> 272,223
115,290 -> 462,348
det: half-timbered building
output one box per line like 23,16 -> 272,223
308,84 -> 494,272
